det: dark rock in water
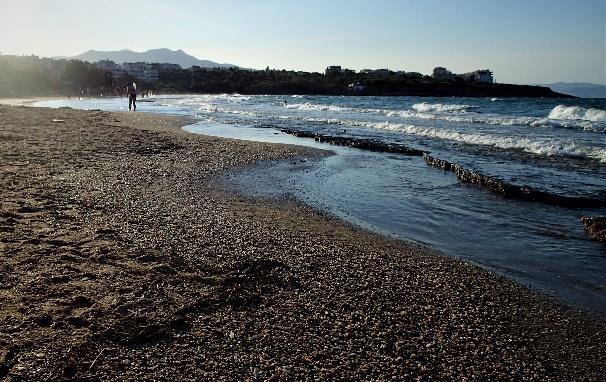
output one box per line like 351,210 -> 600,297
580,216 -> 606,243
279,128 -> 425,156
423,154 -> 606,208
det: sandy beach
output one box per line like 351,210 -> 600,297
0,105 -> 604,380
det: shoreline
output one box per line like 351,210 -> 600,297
0,105 -> 604,379
0,96 -> 73,106
219,159 -> 582,308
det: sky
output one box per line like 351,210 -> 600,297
1,0 -> 605,85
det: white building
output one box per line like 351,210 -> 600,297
325,66 -> 343,76
95,59 -> 119,71
461,69 -> 494,83
433,67 -> 494,83
95,60 -> 159,82
359,68 -> 391,76
157,63 -> 182,71
432,67 -> 454,81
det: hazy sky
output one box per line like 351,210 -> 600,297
1,0 -> 605,84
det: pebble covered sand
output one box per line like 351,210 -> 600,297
0,105 -> 604,381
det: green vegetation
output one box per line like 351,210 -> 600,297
0,55 -> 130,97
0,55 -> 571,98
170,67 -> 570,97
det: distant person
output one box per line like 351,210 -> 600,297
126,82 -> 137,111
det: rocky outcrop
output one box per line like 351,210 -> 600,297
423,154 -> 606,208
279,128 -> 426,156
580,216 -> 606,243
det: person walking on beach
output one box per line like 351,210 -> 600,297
126,82 -> 137,111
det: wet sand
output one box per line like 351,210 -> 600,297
0,105 -> 604,380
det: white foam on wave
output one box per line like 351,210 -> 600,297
548,105 -> 606,122
385,109 -> 604,132
290,115 -> 606,162
285,102 -> 352,113
230,96 -> 252,101
283,101 -> 604,131
364,121 -> 606,162
196,104 -> 221,113
192,103 -> 257,116
412,102 -> 476,113
163,96 -> 257,116
173,94 -> 230,105
285,102 -> 390,115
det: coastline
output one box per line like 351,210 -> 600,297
0,97 -> 72,106
0,105 -> 604,380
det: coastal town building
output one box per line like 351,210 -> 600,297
325,66 -> 343,76
156,63 -> 182,71
94,60 -> 160,83
95,59 -> 118,72
359,68 -> 392,76
460,69 -> 494,83
432,67 -> 454,81
405,72 -> 424,79
432,67 -> 494,83
324,66 -> 355,76
122,62 -> 160,82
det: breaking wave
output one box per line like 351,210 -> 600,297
366,122 -> 606,162
285,102 -> 352,112
286,101 -> 477,115
547,105 -> 606,122
290,115 -> 606,162
405,104 -> 606,131
281,102 -> 605,131
191,102 -> 257,116
412,102 -> 476,113
385,110 -> 604,132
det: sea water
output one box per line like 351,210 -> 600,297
33,94 -> 606,313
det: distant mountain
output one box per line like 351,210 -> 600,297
541,82 -> 606,98
59,48 -> 237,69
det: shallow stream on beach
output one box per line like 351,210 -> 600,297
33,95 -> 606,314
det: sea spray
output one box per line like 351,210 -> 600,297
548,105 -> 606,122
412,102 -> 476,113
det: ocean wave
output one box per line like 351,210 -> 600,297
227,94 -> 252,101
384,110 -> 604,132
292,116 -> 606,162
282,102 -> 604,131
363,121 -> 606,162
285,102 -> 352,112
547,105 -> 606,122
191,103 -> 257,116
173,95 -> 228,105
411,102 -> 476,113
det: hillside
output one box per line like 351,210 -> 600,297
62,48 -> 237,69
542,82 -> 606,98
